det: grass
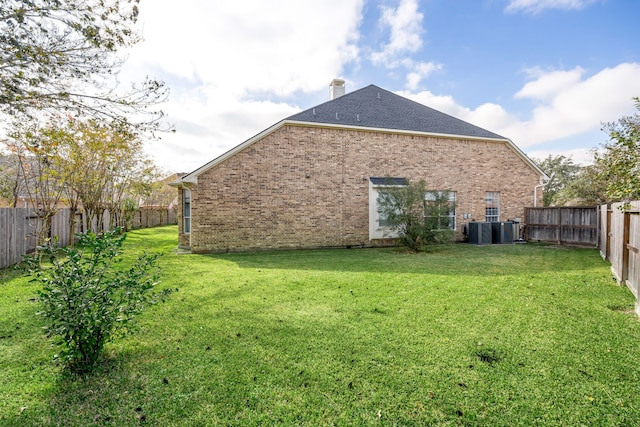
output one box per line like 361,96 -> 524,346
1,225 -> 639,426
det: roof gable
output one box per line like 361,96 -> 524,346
172,84 -> 546,186
286,85 -> 505,140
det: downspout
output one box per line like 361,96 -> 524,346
533,173 -> 553,207
534,183 -> 544,207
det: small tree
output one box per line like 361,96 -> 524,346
377,179 -> 455,251
46,117 -> 157,232
6,120 -> 70,246
0,152 -> 25,207
25,228 -> 173,374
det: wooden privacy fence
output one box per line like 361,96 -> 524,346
0,208 -> 78,270
525,207 -> 599,246
0,207 -> 177,270
522,204 -> 640,315
131,207 -> 177,230
600,201 -> 640,316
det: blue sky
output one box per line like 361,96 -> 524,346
122,0 -> 640,172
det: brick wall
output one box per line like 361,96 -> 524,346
186,124 -> 542,253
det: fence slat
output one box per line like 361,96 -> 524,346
525,207 -> 598,246
0,207 -> 176,269
605,201 -> 640,316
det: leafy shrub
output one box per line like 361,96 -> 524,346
377,179 -> 455,251
25,228 -> 173,374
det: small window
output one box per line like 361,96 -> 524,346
485,191 -> 500,222
183,189 -> 191,234
425,191 -> 456,230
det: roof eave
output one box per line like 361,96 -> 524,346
504,138 -> 549,181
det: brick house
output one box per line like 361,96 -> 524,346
170,80 -> 546,253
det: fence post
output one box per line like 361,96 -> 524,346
596,205 -> 600,250
557,208 -> 562,245
607,208 -> 612,260
622,211 -> 631,283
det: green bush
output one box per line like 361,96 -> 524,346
25,228 -> 173,374
377,179 -> 455,251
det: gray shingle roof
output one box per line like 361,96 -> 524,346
286,85 -> 505,140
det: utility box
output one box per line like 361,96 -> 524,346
468,222 -> 492,245
491,222 -> 515,244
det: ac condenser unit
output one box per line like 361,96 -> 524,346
468,222 -> 492,245
491,222 -> 515,244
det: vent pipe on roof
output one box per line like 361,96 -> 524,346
329,79 -> 345,100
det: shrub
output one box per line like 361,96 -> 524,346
377,179 -> 455,251
25,228 -> 173,374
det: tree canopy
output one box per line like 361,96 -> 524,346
4,116 -> 160,241
0,0 -> 167,130
554,162 -> 609,207
597,97 -> 640,203
535,155 -> 581,207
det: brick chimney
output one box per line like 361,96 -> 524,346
329,79 -> 345,100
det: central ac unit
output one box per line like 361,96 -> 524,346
468,222 -> 492,245
492,222 -> 515,244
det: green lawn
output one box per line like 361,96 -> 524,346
1,225 -> 639,426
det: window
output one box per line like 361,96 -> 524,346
377,194 -> 392,227
485,191 -> 500,222
425,191 -> 456,230
183,189 -> 191,234
369,177 -> 407,239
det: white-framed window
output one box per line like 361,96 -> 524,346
425,191 -> 456,230
183,188 -> 191,234
485,191 -> 500,222
369,177 -> 406,239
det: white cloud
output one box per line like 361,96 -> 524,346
505,0 -> 600,14
128,1 -> 364,97
398,89 -> 519,134
145,84 -> 301,172
405,61 -> 442,91
369,0 -> 440,91
371,0 -> 424,65
508,63 -> 640,146
526,147 -> 596,165
121,0 -> 365,171
515,67 -> 585,102
400,62 -> 640,154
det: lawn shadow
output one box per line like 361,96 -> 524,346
47,351 -> 147,426
188,243 -> 606,277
